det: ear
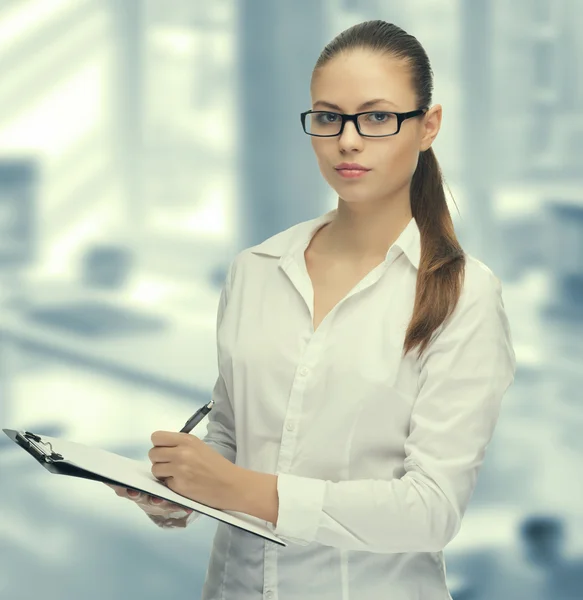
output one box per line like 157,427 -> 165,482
419,104 -> 442,152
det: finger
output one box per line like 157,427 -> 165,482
147,496 -> 191,514
126,488 -> 144,500
165,500 -> 193,514
105,484 -> 138,499
104,483 -> 124,494
151,462 -> 173,480
166,502 -> 193,514
145,494 -> 192,514
141,500 -> 194,517
148,446 -> 175,464
141,495 -> 170,508
107,484 -> 191,515
151,431 -> 183,448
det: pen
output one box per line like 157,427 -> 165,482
179,399 -> 215,434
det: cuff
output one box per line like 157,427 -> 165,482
271,473 -> 326,545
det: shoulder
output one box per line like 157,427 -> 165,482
461,253 -> 503,303
431,253 -> 504,340
422,254 -> 515,367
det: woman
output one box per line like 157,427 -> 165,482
109,19 -> 516,600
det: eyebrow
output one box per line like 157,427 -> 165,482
313,98 -> 398,111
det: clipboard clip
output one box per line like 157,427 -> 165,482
19,431 -> 64,463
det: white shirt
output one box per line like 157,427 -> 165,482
190,208 -> 517,600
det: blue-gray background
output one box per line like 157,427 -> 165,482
1,1 -> 582,599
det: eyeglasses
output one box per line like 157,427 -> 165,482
300,108 -> 426,137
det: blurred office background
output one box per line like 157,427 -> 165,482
1,0 -> 582,598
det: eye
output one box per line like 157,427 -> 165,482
367,112 -> 390,122
315,112 -> 340,123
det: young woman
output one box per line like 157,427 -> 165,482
111,19 -> 516,600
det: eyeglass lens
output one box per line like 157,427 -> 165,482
304,111 -> 398,136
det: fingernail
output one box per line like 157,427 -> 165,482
151,497 -> 163,504
127,489 -> 139,497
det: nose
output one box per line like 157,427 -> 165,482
338,118 -> 363,150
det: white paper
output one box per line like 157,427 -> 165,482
7,430 -> 286,546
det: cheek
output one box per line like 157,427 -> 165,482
311,139 -> 327,166
380,140 -> 420,180
312,142 -> 335,180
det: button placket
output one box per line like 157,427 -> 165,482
277,357 -> 311,474
278,423 -> 298,472
263,534 -> 279,599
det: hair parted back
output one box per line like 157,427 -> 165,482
311,20 -> 466,361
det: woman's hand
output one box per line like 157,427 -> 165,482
148,431 -> 241,512
104,483 -> 197,528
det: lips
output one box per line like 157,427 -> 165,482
335,162 -> 370,171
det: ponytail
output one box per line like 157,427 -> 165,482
404,147 -> 466,360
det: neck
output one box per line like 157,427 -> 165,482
325,192 -> 413,261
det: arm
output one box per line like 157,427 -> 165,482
201,258 -> 237,464
239,270 -> 517,552
200,372 -> 237,463
184,259 -> 238,526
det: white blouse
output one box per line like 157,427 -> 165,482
191,208 -> 517,600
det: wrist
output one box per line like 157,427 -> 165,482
232,467 -> 279,526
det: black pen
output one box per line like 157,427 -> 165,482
179,399 -> 214,433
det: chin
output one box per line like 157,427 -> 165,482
336,188 -> 375,201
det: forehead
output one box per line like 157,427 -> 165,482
311,50 -> 415,110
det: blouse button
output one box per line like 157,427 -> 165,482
265,591 -> 274,600
286,421 -> 295,431
299,366 -> 309,376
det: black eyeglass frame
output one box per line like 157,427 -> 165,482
300,108 -> 427,137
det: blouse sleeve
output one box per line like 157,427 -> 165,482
186,258 -> 238,527
268,269 -> 517,552
201,258 -> 238,464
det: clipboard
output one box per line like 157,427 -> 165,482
2,428 -> 286,547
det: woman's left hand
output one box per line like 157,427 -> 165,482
149,431 -> 241,512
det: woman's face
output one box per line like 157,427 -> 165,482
309,50 -> 441,206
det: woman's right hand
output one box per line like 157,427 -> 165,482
104,483 -> 199,528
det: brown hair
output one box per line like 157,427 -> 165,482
311,20 -> 466,361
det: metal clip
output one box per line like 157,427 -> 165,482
21,431 -> 64,462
